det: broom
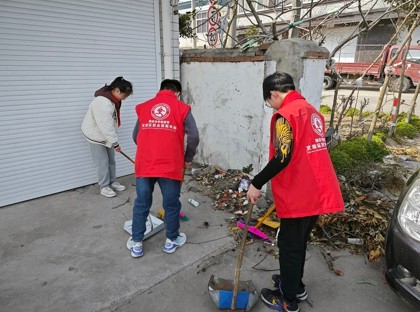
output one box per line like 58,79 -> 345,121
236,204 -> 276,240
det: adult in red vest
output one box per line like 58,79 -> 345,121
247,72 -> 344,312
127,79 -> 199,258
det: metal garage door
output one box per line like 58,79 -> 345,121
0,0 -> 160,207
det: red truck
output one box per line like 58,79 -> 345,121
324,45 -> 420,92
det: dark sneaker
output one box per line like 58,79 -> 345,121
272,274 -> 308,301
260,288 -> 299,312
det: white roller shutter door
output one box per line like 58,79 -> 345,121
0,0 -> 161,207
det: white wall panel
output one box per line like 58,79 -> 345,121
0,0 -> 161,207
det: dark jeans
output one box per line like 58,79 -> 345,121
131,177 -> 182,242
277,215 -> 319,301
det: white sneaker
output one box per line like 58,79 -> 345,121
127,237 -> 143,258
163,233 -> 187,254
100,186 -> 117,198
111,182 -> 126,191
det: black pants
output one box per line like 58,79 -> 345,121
277,215 -> 319,301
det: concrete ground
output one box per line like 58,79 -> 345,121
0,173 -> 416,312
322,87 -> 420,116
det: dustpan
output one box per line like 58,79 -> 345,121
123,214 -> 164,240
208,203 -> 258,311
208,275 -> 258,311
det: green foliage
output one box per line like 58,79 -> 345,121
320,105 -> 332,114
372,131 -> 387,143
242,164 -> 253,174
377,111 -> 391,121
179,11 -> 196,39
397,113 -> 420,131
330,150 -> 353,175
345,108 -> 359,117
395,121 -> 417,139
330,137 -> 389,176
408,115 -> 420,131
245,25 -> 259,37
397,112 -> 408,122
371,135 -> 386,146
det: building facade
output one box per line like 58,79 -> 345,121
0,0 -> 181,207
179,0 -> 420,62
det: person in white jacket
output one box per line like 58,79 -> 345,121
82,77 -> 133,198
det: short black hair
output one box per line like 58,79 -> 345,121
160,79 -> 182,93
262,72 -> 295,101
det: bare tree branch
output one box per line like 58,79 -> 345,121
245,0 -> 270,35
328,0 -> 412,60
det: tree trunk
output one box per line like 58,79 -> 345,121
388,39 -> 411,137
367,16 -> 419,141
225,1 -> 238,48
289,0 -> 301,38
406,82 -> 420,123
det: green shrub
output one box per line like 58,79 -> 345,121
377,111 -> 391,121
345,108 -> 359,117
408,115 -> 420,131
372,134 -> 386,146
330,150 -> 353,175
395,121 -> 416,139
320,105 -> 332,114
330,137 -> 389,176
397,112 -> 408,122
367,131 -> 387,143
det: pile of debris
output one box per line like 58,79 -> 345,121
188,159 -> 412,262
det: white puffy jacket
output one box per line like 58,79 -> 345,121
81,96 -> 119,148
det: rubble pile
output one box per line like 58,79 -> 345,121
188,160 -> 413,262
190,165 -> 252,212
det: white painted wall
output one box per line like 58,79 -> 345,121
300,59 -> 326,111
181,61 -> 272,174
180,40 -> 328,178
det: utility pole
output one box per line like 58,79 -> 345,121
289,0 -> 301,38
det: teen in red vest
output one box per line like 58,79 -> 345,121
127,79 -> 199,258
247,72 -> 344,312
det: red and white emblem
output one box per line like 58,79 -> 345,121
151,103 -> 170,120
311,113 -> 324,137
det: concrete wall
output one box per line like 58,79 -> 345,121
180,39 -> 328,176
181,52 -> 271,174
265,39 -> 329,110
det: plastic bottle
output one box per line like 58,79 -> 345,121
188,198 -> 199,207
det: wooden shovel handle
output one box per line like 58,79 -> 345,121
231,202 -> 254,310
255,204 -> 276,228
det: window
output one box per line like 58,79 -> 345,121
407,49 -> 420,65
239,0 -> 281,12
196,11 -> 208,33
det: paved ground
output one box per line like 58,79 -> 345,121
322,86 -> 419,116
0,173 -> 417,312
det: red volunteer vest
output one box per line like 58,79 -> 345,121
270,91 -> 344,218
135,90 -> 190,181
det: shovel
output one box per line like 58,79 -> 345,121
236,204 -> 276,241
208,203 -> 258,311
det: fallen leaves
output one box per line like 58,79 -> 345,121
188,141 -> 417,263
